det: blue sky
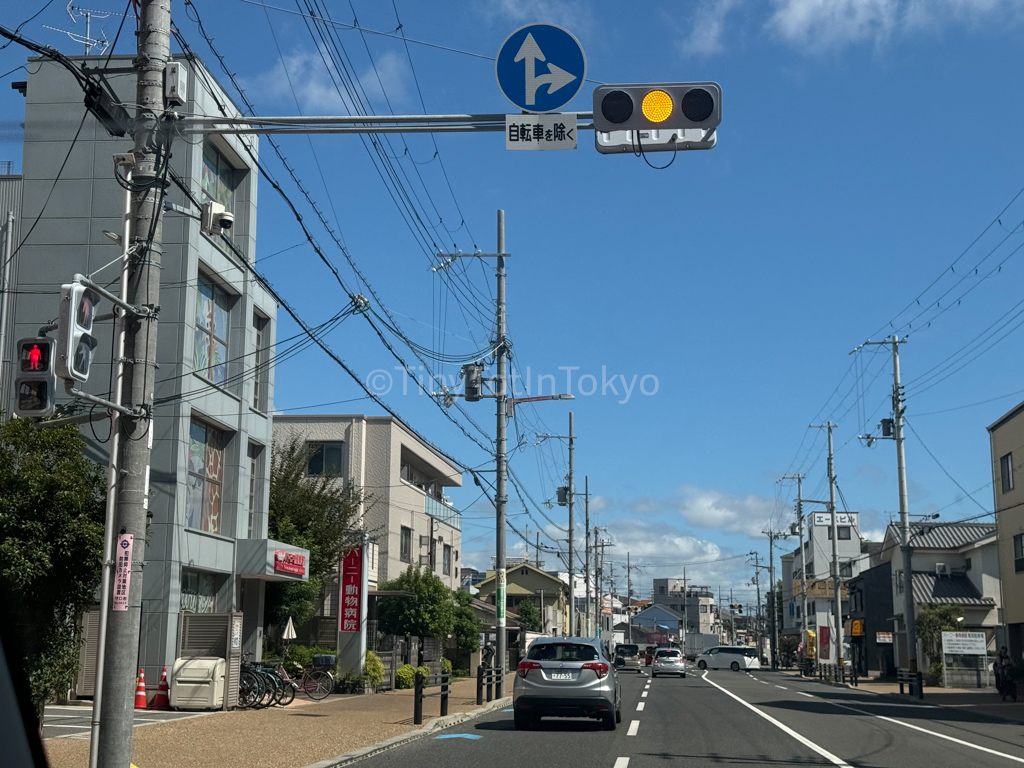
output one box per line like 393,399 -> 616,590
3,0 -> 1024,607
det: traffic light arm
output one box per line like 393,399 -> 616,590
63,379 -> 145,418
72,273 -> 154,318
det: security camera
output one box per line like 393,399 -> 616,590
217,210 -> 234,231
201,201 -> 233,236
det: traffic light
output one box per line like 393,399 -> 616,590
593,82 -> 722,154
730,604 -> 743,612
56,281 -> 101,383
14,337 -> 56,417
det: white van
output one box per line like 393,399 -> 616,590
694,646 -> 761,671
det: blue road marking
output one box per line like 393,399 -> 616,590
435,734 -> 483,740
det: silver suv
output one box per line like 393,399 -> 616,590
513,637 -> 622,730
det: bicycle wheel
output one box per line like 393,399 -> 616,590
252,671 -> 274,709
267,670 -> 287,706
277,680 -> 296,706
305,670 -> 334,701
238,670 -> 261,709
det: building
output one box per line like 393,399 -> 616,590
476,562 -> 568,636
6,54 -> 308,693
847,560 -> 894,677
880,522 -> 999,667
630,604 -> 685,643
272,415 -> 464,593
988,402 -> 1024,660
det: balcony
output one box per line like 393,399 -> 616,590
425,495 -> 461,531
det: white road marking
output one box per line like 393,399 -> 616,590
701,672 -> 853,767
627,720 -> 640,736
759,680 -> 769,685
613,758 -> 630,768
776,685 -> 788,690
798,692 -> 815,698
637,702 -> 645,711
641,691 -> 648,697
825,700 -> 1024,763
43,724 -> 90,729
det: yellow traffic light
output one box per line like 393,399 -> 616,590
641,90 -> 673,123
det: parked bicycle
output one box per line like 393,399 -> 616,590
239,653 -> 295,709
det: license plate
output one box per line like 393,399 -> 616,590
549,672 -> 573,680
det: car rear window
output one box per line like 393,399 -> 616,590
616,645 -> 639,656
742,648 -> 757,657
529,643 -> 601,662
656,650 -> 681,658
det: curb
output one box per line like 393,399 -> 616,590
302,696 -> 513,768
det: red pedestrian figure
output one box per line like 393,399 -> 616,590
27,344 -> 41,371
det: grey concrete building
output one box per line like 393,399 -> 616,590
6,54 -> 308,687
272,415 -> 464,593
988,401 -> 1024,660
650,578 -> 717,635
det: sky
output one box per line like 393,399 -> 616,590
2,0 -> 1024,610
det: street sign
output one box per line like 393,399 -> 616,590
495,23 -> 586,113
505,114 -> 576,150
812,512 -> 859,527
876,631 -> 893,644
941,631 -> 986,655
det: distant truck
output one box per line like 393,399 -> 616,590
684,633 -> 720,661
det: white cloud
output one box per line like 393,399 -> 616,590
476,0 -> 596,37
668,485 -> 778,538
681,0 -> 742,57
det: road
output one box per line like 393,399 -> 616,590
356,667 -> 1024,768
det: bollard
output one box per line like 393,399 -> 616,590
414,671 -> 424,725
916,671 -> 924,700
441,672 -> 449,717
476,665 -> 484,706
486,668 -> 493,702
496,665 -> 504,698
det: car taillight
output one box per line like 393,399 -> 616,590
517,660 -> 542,678
582,661 -> 609,679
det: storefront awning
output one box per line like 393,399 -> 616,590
236,539 -> 310,582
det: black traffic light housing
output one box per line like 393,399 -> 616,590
14,337 -> 57,417
593,82 -> 722,133
56,281 -> 101,383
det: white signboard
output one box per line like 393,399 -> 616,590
941,631 -> 987,655
505,114 -> 577,150
813,512 -> 859,527
876,631 -> 893,644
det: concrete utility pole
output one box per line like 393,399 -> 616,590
96,1 -> 169,765
627,552 -> 632,642
729,588 -> 736,644
812,421 -> 844,666
568,412 -> 575,636
593,528 -> 602,638
763,528 -> 789,669
584,475 -> 590,636
495,210 -> 508,694
782,474 -> 807,661
750,552 -> 762,653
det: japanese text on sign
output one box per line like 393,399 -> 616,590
339,547 -> 362,633
113,534 -> 133,611
505,114 -> 577,150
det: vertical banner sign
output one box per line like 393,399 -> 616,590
339,547 -> 363,632
819,625 -> 831,661
113,534 -> 134,611
496,569 -> 507,622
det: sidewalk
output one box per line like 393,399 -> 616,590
777,668 -> 1024,724
42,674 -> 515,768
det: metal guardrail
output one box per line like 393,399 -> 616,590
815,662 -> 858,687
476,665 -> 504,705
413,671 -> 450,725
897,668 -> 924,700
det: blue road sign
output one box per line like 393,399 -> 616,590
495,24 -> 586,114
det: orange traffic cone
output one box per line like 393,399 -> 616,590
134,667 -> 147,709
151,667 -> 170,710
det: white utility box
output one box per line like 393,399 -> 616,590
170,657 -> 226,710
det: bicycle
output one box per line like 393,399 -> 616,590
292,653 -> 336,701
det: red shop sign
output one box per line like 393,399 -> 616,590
274,550 -> 306,576
339,547 -> 363,633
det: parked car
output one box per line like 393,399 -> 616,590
613,643 -> 643,673
651,648 -> 687,678
694,646 -> 761,671
513,637 -> 622,731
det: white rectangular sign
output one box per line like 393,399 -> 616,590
813,512 -> 859,527
941,631 -> 987,655
506,114 -> 577,150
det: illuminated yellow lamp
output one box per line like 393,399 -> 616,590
641,90 -> 673,123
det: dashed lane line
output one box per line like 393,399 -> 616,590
776,685 -> 788,690
627,720 -> 640,736
798,692 -> 814,698
613,758 -> 630,768
700,671 -> 852,767
637,702 -> 645,711
641,691 -> 648,697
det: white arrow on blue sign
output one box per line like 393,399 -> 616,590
495,23 -> 586,114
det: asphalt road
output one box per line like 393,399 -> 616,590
355,667 -> 1024,768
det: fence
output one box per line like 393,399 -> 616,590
816,661 -> 858,687
413,671 -> 450,725
897,668 -> 924,699
943,655 -> 992,689
476,664 -> 504,705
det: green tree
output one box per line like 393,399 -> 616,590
515,597 -> 542,633
377,568 -> 481,655
916,604 -> 964,662
265,439 -> 365,628
0,419 -> 105,718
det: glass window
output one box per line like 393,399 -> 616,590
1015,534 -> 1024,573
201,143 -> 237,216
1002,453 -> 1014,494
181,570 -> 216,613
307,441 -> 344,477
400,526 -> 412,563
252,312 -> 270,411
187,419 -> 226,535
443,544 -> 452,575
247,443 -> 263,538
527,643 -> 599,662
194,274 -> 230,386
700,604 -> 708,613
965,557 -> 972,571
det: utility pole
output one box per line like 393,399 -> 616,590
494,210 -> 508,694
568,412 -> 575,636
857,336 -> 917,677
812,421 -> 843,666
762,528 -> 789,669
593,529 -> 603,639
536,531 -> 541,568
584,475 -> 590,637
96,1 -> 169,765
729,588 -> 735,644
783,474 -> 809,662
751,552 -> 762,654
627,552 -> 632,643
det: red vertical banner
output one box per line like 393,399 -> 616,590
819,626 -> 831,660
339,547 -> 363,632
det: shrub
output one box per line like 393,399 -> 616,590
364,651 -> 385,689
926,661 -> 943,687
417,665 -> 431,681
441,658 -> 453,675
395,664 -> 416,689
283,644 -> 338,677
338,671 -> 364,694
454,668 -> 470,679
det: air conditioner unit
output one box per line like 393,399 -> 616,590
419,535 -> 430,547
936,563 -> 950,577
419,554 -> 430,566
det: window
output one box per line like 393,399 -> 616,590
827,526 -> 852,540
965,557 -> 972,571
700,604 -> 708,613
201,142 -> 239,254
840,563 -> 853,578
528,643 -> 599,662
400,526 -> 412,563
1015,534 -> 1024,574
659,585 -> 666,594
443,544 -> 452,575
252,313 -> 270,411
896,570 -> 904,593
1002,453 -> 1014,494
194,274 -> 230,386
247,443 -> 263,538
307,441 -> 344,477
187,419 -> 226,535
181,570 -> 216,613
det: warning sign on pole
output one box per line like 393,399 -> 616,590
113,534 -> 133,611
